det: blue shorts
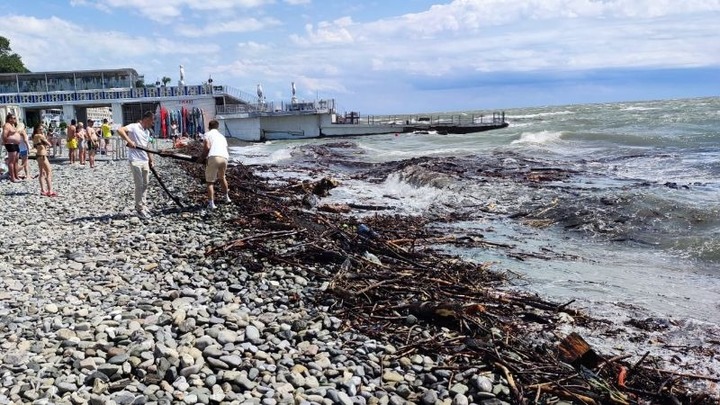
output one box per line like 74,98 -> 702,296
19,150 -> 28,158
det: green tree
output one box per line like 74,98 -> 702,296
0,36 -> 30,73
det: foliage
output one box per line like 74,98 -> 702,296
162,76 -> 171,86
0,36 -> 30,73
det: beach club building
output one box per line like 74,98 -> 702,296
0,68 -> 349,141
0,68 -> 225,135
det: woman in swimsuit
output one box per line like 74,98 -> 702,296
32,122 -> 56,196
16,121 -> 31,179
2,113 -> 22,182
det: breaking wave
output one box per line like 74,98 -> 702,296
511,130 -> 564,145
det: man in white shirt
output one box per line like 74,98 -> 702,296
200,119 -> 230,209
117,111 -> 155,219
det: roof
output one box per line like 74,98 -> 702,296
0,68 -> 140,78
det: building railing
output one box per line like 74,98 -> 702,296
0,69 -> 140,94
0,84 -> 221,106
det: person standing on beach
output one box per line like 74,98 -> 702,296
86,119 -> 99,168
16,120 -> 31,180
66,119 -> 78,165
199,119 -> 231,209
32,122 -> 57,197
48,123 -> 60,157
2,113 -> 22,182
116,111 -> 155,219
101,118 -> 112,154
77,122 -> 87,166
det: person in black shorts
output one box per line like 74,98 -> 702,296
2,113 -> 23,182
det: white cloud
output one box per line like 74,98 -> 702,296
7,0 -> 720,112
290,17 -> 355,45
284,0 -> 720,77
176,17 -> 281,37
4,15 -> 218,74
237,41 -> 271,51
74,0 -> 276,22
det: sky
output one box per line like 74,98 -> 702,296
0,0 -> 719,114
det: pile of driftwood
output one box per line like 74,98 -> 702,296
172,145 -> 717,405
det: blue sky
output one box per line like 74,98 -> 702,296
0,0 -> 718,114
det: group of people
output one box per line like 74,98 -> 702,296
2,112 -> 57,196
3,110 -> 231,218
116,111 -> 231,219
65,118 -> 114,168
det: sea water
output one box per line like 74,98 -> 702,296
229,97 -> 720,366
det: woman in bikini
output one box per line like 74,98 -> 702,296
2,113 -> 22,182
32,122 -> 57,196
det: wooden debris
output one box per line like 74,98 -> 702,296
558,332 -> 603,369
174,142 -> 719,404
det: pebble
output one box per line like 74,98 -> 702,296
0,149 -> 522,405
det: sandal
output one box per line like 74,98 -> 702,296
48,192 -> 58,197
41,191 -> 49,196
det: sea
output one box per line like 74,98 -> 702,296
229,97 -> 720,375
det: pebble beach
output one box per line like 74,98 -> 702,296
0,153 -> 518,405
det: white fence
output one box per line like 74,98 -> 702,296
46,136 -> 128,160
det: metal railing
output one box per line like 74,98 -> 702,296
0,84 -> 220,106
351,112 -> 507,126
219,85 -> 260,106
216,98 -> 336,116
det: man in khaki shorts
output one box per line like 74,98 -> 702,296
200,119 -> 230,209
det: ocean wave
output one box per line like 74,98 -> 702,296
230,145 -> 293,165
619,106 -> 659,111
511,130 -> 564,145
507,110 -> 575,119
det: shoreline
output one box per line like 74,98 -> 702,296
0,147 -> 717,404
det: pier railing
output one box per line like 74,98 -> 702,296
219,85 -> 262,107
216,98 -> 336,116
354,111 -> 507,126
328,111 -> 506,128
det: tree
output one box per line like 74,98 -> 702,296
162,76 -> 171,87
0,36 -> 30,73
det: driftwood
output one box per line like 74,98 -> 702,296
135,145 -> 199,162
150,165 -> 184,208
173,142 -> 718,404
558,332 -> 603,369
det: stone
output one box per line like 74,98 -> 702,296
216,330 -> 238,345
421,390 -> 438,405
382,371 -> 404,383
452,394 -> 469,405
245,325 -> 261,343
